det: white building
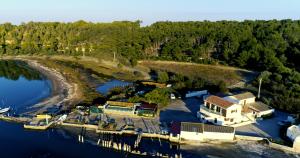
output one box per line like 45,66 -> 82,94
180,122 -> 203,141
185,90 -> 208,98
178,122 -> 235,142
198,95 -> 242,126
102,101 -> 140,115
287,125 -> 300,152
224,92 -> 274,119
224,92 -> 256,106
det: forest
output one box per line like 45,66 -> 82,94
0,20 -> 300,112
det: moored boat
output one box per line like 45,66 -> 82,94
0,107 -> 10,114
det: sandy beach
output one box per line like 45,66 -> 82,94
20,59 -> 79,115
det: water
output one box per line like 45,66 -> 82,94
0,121 -> 125,158
0,60 -> 126,158
0,60 -> 51,113
96,79 -> 132,95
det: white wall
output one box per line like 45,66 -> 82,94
239,98 -> 256,105
225,104 -> 242,123
287,125 -> 300,141
201,116 -> 225,125
185,90 -> 208,98
180,131 -> 203,141
225,96 -> 256,106
294,136 -> 300,152
258,109 -> 274,117
203,132 -> 234,140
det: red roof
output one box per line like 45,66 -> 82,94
171,122 -> 181,135
139,102 -> 158,111
205,95 -> 234,109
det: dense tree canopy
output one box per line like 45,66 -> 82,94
1,20 -> 300,112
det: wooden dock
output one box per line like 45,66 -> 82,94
24,122 -> 54,130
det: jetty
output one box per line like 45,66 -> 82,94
24,121 -> 54,130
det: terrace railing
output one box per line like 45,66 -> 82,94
200,105 -> 222,117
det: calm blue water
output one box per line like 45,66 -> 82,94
96,79 -> 132,95
0,121 -> 125,158
0,76 -> 51,113
0,61 -> 126,158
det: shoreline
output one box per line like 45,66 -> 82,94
0,57 -> 79,116
24,59 -> 78,115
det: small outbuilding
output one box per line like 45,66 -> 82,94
136,102 -> 158,117
175,122 -> 235,142
103,101 -> 139,115
180,122 -> 204,141
287,125 -> 300,152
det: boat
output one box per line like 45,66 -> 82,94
0,107 -> 10,114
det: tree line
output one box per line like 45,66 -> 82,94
1,20 -> 300,112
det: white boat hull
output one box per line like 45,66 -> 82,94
0,107 -> 10,113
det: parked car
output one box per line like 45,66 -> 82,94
170,93 -> 176,100
161,128 -> 169,135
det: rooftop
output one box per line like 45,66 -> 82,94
205,95 -> 235,109
139,102 -> 158,111
106,101 -> 135,107
232,92 -> 256,100
203,124 -> 235,133
247,101 -> 272,112
171,122 -> 181,135
181,122 -> 203,133
180,122 -> 235,134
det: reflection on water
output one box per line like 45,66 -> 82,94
0,121 -> 125,158
0,60 -> 42,81
0,60 -> 51,113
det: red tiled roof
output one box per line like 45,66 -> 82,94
205,95 -> 234,109
140,102 -> 158,111
171,122 -> 181,135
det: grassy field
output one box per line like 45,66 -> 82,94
43,55 -> 148,81
138,60 -> 256,85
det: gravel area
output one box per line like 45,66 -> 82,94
181,141 -> 300,158
159,98 -> 202,123
236,111 -> 291,139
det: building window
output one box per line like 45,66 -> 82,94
231,109 -> 237,113
230,118 -> 234,122
216,106 -> 221,112
205,102 -> 210,109
211,104 -> 216,110
222,109 -> 227,117
214,118 -> 217,123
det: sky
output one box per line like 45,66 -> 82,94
0,0 -> 300,25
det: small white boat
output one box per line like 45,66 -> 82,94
0,107 -> 10,114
